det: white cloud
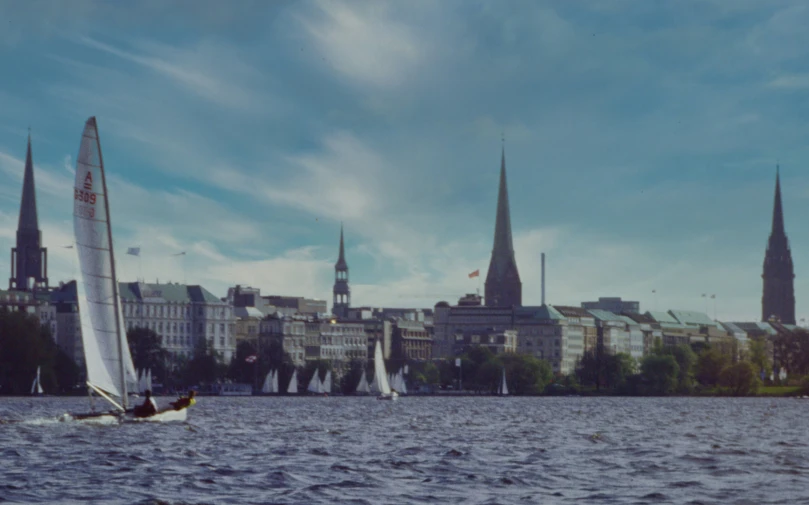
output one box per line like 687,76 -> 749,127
300,0 -> 427,89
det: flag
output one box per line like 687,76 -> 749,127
173,251 -> 186,256
245,355 -> 257,363
468,269 -> 480,279
710,294 -> 715,299
701,293 -> 706,297
127,247 -> 140,256
63,245 -> 74,249
651,289 -> 656,294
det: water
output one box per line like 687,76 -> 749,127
1,396 -> 807,504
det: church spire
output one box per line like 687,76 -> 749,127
762,164 -> 795,324
771,164 -> 785,238
10,132 -> 48,291
485,146 -> 521,308
332,223 -> 350,318
18,132 -> 39,232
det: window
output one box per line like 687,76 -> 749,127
219,337 -> 225,347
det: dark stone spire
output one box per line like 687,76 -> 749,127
332,223 -> 350,318
485,146 -> 522,307
336,223 -> 348,270
762,165 -> 795,324
10,132 -> 48,291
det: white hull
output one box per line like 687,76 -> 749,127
378,391 -> 399,401
65,407 -> 189,424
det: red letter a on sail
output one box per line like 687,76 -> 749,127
83,171 -> 93,190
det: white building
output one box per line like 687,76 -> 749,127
119,282 -> 236,362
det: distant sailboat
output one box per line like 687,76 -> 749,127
287,369 -> 298,394
307,370 -> 321,394
68,117 -> 189,423
271,370 -> 279,394
322,370 -> 332,394
261,371 -> 273,394
355,370 -> 370,394
31,366 -> 44,395
374,341 -> 397,401
498,368 -> 509,396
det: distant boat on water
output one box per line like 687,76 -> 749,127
31,366 -> 44,396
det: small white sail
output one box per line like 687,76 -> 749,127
287,369 -> 298,394
261,371 -> 272,394
398,370 -> 407,395
307,369 -> 320,393
145,369 -> 152,392
271,370 -> 279,394
356,370 -> 370,394
374,341 -> 392,396
323,370 -> 332,394
74,117 -> 137,408
500,368 -> 509,396
369,371 -> 378,394
31,366 -> 43,395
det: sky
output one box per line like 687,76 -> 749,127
1,0 -> 809,322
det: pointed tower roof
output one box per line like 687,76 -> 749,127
490,146 -> 517,276
771,165 -> 785,238
18,133 -> 39,232
335,223 -> 348,269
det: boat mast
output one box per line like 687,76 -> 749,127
93,117 -> 128,410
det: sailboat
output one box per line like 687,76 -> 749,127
287,369 -> 298,394
307,369 -> 321,394
68,117 -> 189,423
355,369 -> 370,395
30,366 -> 44,396
373,340 -> 397,401
261,371 -> 273,394
322,370 -> 332,395
498,368 -> 509,396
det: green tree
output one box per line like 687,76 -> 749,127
668,344 -> 697,393
719,362 -> 758,396
184,337 -> 222,387
501,353 -> 553,395
341,359 -> 365,394
477,358 -> 503,394
228,340 -> 258,386
696,347 -> 729,387
748,336 -> 771,380
641,354 -> 679,395
127,327 -> 170,385
0,309 -> 64,394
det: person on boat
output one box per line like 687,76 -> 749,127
170,390 -> 196,411
133,390 -> 159,418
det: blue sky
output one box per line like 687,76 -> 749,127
1,0 -> 809,321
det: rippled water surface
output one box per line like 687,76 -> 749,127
1,396 -> 808,504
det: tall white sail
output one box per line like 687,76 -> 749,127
145,369 -> 152,392
323,370 -> 332,394
287,369 -> 298,394
369,371 -> 378,394
374,340 -> 391,395
271,370 -> 279,394
500,368 -> 509,395
74,117 -> 137,407
356,370 -> 370,394
307,369 -> 320,393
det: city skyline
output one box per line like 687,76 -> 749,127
2,1 -> 809,320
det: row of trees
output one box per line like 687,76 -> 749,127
575,339 -> 763,396
0,309 -> 80,394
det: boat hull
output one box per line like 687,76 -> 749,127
125,408 -> 188,423
65,406 -> 190,424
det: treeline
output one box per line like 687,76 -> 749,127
574,339 -> 767,396
0,309 -> 80,395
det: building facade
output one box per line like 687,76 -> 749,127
119,282 -> 236,362
259,314 -> 367,368
581,297 -> 640,314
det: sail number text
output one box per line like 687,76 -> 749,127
74,189 -> 97,205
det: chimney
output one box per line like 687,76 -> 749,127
541,252 -> 546,306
